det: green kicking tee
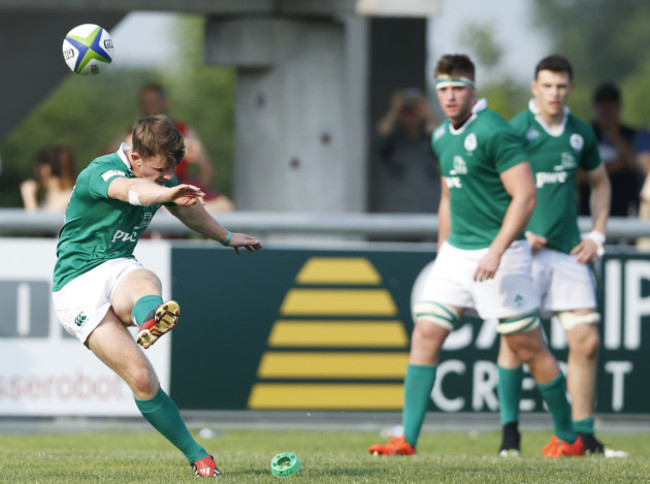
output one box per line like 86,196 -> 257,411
510,100 -> 601,254
432,99 -> 529,249
53,147 -> 177,291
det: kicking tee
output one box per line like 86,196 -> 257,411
510,100 -> 601,254
432,99 -> 529,249
53,147 -> 176,291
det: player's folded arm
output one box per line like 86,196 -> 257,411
106,176 -> 167,206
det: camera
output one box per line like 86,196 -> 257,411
402,88 -> 420,102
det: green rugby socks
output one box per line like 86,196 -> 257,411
538,374 -> 576,443
497,365 -> 524,425
135,388 -> 208,463
403,364 -> 437,448
131,295 -> 163,327
574,417 -> 595,435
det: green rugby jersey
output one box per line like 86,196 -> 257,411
510,100 -> 601,254
432,100 -> 529,249
53,148 -> 177,291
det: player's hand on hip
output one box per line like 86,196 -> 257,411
525,231 -> 547,254
169,184 -> 205,206
570,238 -> 598,264
474,251 -> 501,282
224,232 -> 263,255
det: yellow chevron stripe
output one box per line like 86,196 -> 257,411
280,289 -> 397,316
295,257 -> 382,285
257,352 -> 408,378
248,383 -> 403,409
268,321 -> 409,347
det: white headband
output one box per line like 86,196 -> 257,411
435,76 -> 475,89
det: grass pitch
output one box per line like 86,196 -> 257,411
0,427 -> 647,483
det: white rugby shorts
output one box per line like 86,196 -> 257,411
416,240 -> 537,319
532,248 -> 597,315
52,258 -> 144,343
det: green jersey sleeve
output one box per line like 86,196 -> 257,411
509,111 -> 527,136
489,127 -> 529,174
87,162 -> 130,200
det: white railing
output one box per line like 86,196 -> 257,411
1,208 -> 650,240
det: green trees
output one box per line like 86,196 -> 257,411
533,0 -> 650,124
0,15 -> 235,208
453,1 -> 650,125
4,7 -> 650,208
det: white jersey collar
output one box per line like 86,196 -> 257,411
528,98 -> 570,137
473,98 -> 488,114
117,142 -> 134,173
449,98 -> 487,135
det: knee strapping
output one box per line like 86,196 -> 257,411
497,311 -> 540,335
413,301 -> 460,331
557,311 -> 600,331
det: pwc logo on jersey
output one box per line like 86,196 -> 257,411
111,212 -> 154,244
536,171 -> 568,188
445,156 -> 467,189
537,152 -> 576,188
112,230 -> 138,243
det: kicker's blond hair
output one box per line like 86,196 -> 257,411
131,114 -> 185,167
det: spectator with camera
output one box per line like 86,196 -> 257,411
375,88 -> 441,214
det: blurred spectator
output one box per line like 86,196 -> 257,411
579,83 -> 639,217
635,125 -> 650,249
374,88 -> 441,214
125,83 -> 234,212
20,145 -> 76,212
